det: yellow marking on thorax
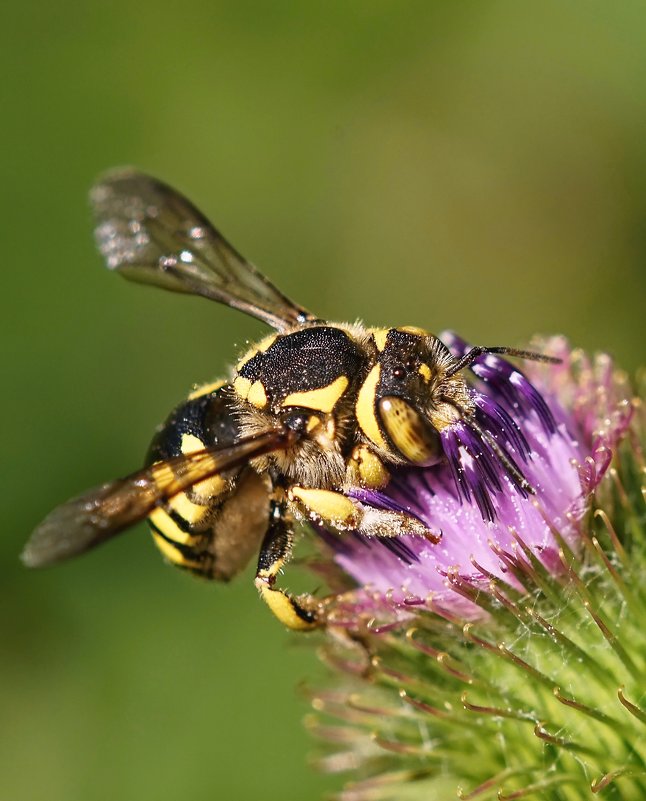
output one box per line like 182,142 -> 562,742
282,375 -> 349,413
233,375 -> 252,400
187,378 -> 227,400
397,325 -> 429,336
418,363 -> 432,382
247,381 -> 268,409
235,334 -> 277,371
355,364 -> 387,449
289,487 -> 357,527
371,328 -> 390,351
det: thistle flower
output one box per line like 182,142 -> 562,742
307,337 -> 645,800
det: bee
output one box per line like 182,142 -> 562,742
23,169 -> 559,630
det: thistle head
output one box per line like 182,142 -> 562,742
307,336 -> 644,800
322,335 -> 634,620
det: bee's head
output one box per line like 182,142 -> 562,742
361,327 -> 474,466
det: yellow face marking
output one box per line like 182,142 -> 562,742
282,375 -> 349,414
351,445 -> 389,489
235,334 -> 277,371
247,380 -> 268,409
149,507 -> 199,545
187,378 -> 227,400
397,325 -> 429,337
289,487 -> 357,527
355,364 -> 387,449
371,328 -> 390,351
151,530 -> 201,569
233,375 -> 252,400
418,363 -> 432,382
256,583 -> 317,631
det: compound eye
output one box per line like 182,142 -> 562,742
377,396 -> 442,466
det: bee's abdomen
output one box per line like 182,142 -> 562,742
147,381 -> 239,463
146,383 -> 270,580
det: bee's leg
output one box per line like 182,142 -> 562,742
346,444 -> 390,489
287,486 -> 439,541
254,500 -> 322,631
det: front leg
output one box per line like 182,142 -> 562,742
287,486 -> 439,541
254,500 -> 323,631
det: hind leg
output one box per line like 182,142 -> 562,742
254,500 -> 322,631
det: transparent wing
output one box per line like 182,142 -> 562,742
22,428 -> 292,568
90,168 -> 317,331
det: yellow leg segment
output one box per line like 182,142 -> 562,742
254,503 -> 321,631
288,484 -> 438,541
346,445 -> 390,489
288,487 -> 358,528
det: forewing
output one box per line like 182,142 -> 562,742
90,168 -> 316,331
22,428 -> 292,568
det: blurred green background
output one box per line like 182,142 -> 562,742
2,2 -> 645,800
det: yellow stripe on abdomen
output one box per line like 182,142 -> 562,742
187,378 -> 227,400
149,507 -> 201,546
167,492 -> 210,526
179,433 -> 229,498
151,530 -> 201,570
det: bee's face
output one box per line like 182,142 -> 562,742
368,327 -> 473,467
